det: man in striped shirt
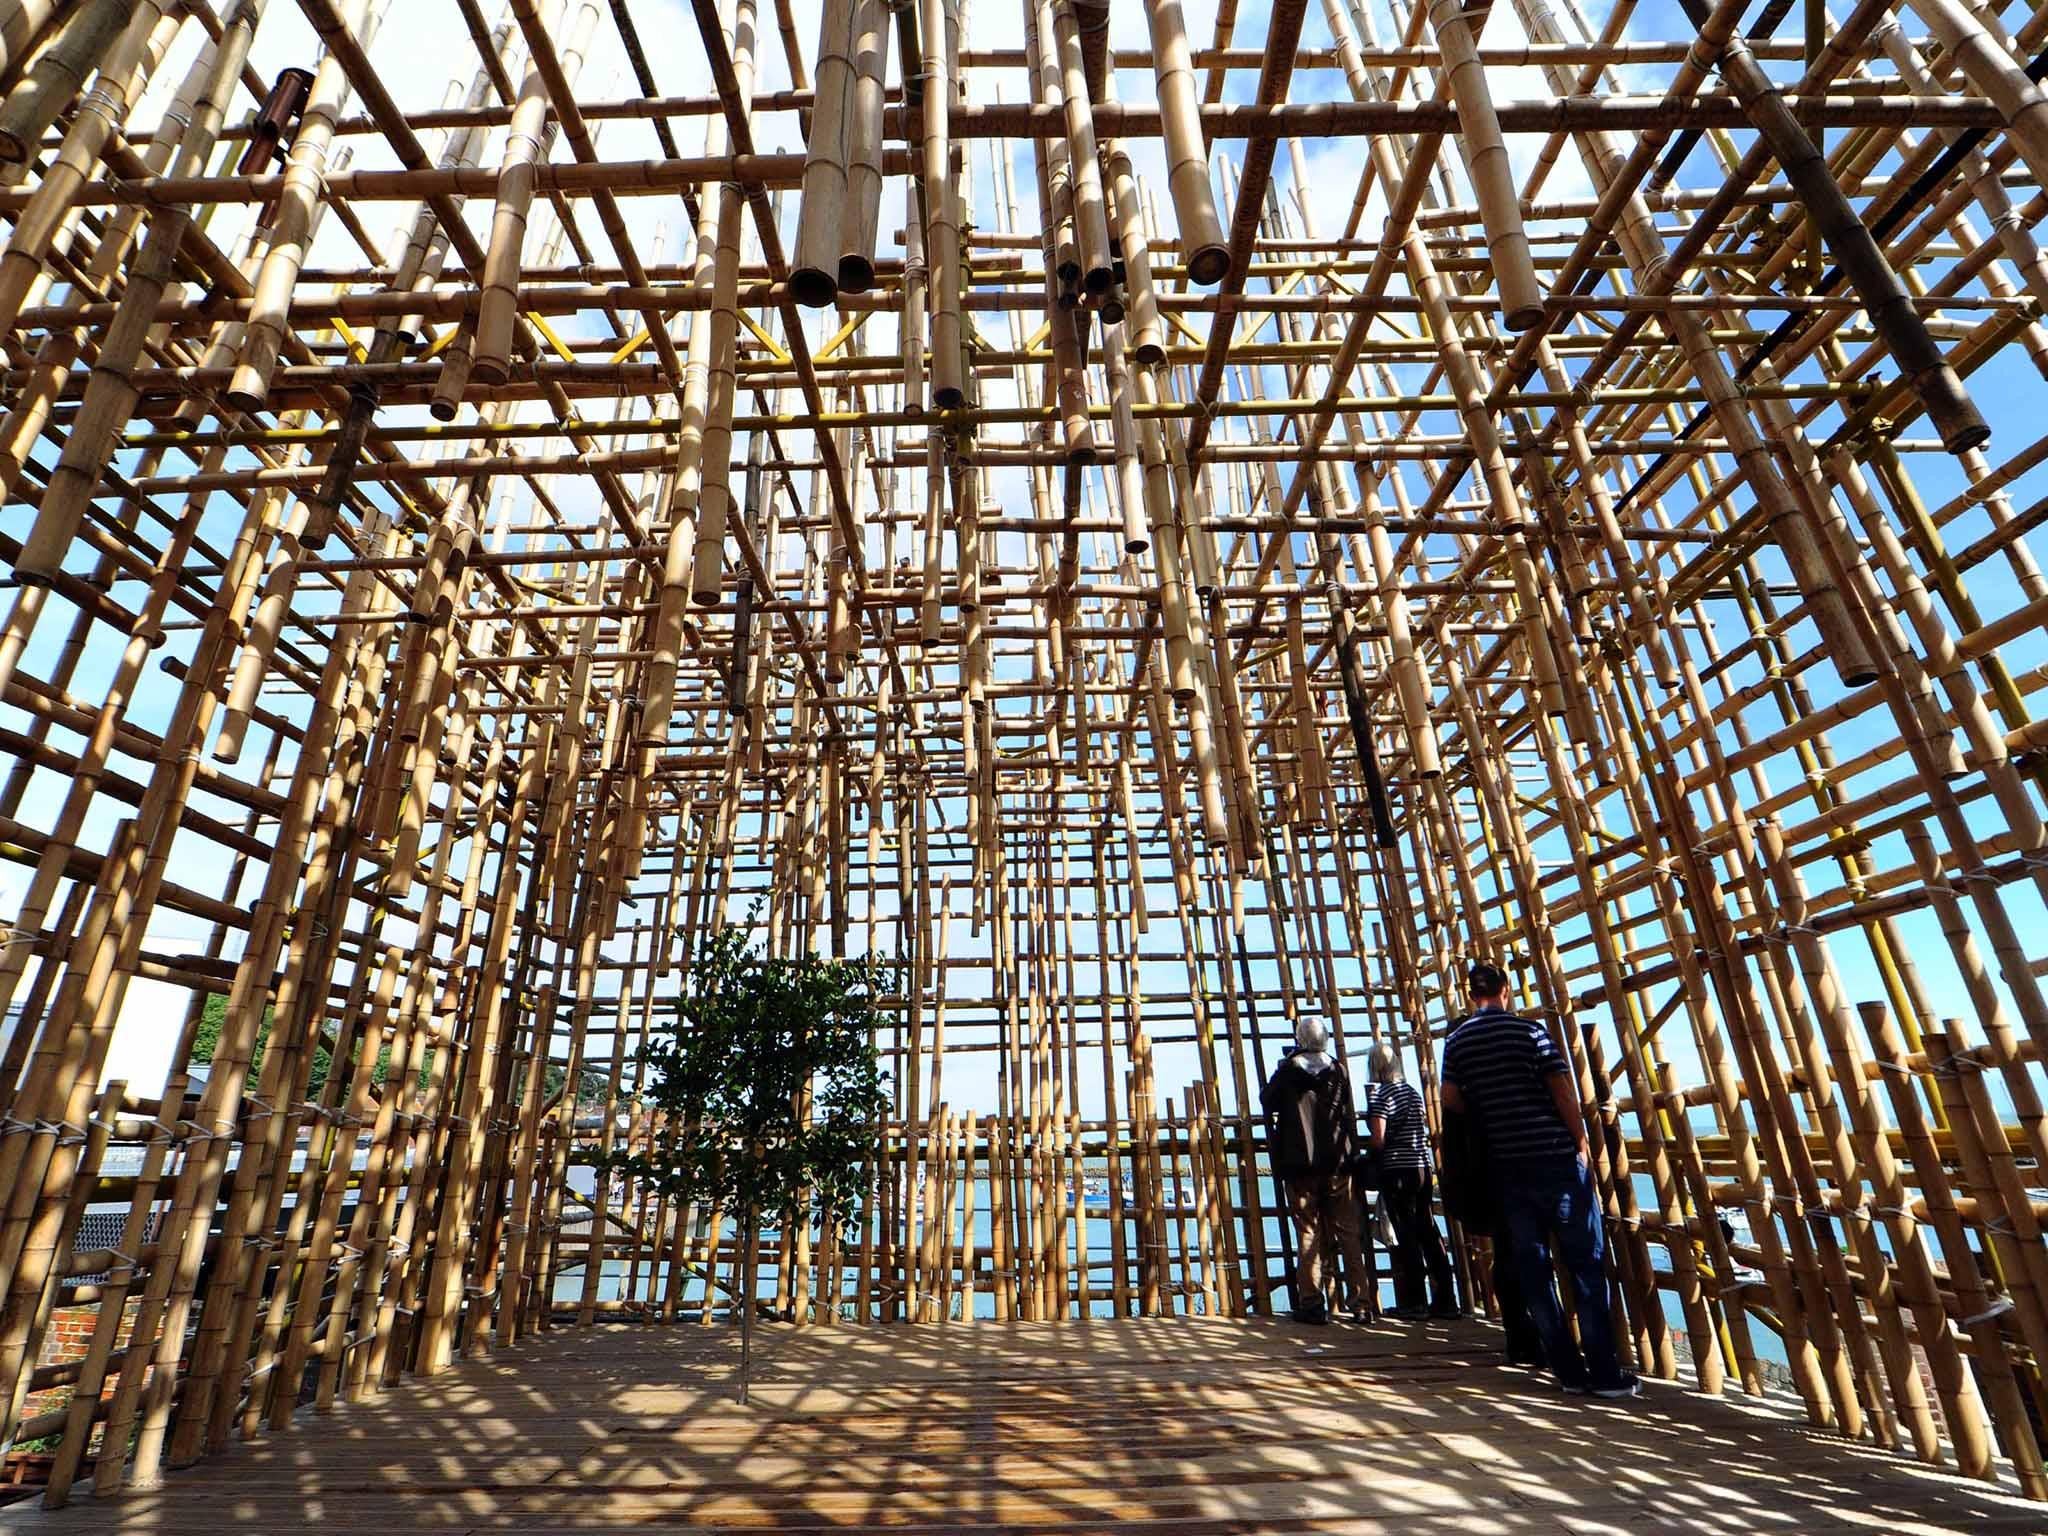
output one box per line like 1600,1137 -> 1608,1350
1441,962 -> 1637,1398
1366,1042 -> 1458,1319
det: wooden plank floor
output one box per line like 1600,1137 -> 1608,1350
7,1317 -> 2042,1533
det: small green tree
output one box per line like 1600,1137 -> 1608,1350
602,921 -> 890,1402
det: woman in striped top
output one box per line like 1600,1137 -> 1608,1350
1367,1042 -> 1459,1320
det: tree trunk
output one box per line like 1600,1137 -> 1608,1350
737,1209 -> 756,1404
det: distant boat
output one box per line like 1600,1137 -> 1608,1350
1068,1176 -> 1112,1213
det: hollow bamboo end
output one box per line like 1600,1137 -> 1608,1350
469,357 -> 511,388
429,398 -> 460,423
1186,245 -> 1230,286
1839,664 -> 1880,688
1134,339 -> 1165,368
1503,301 -> 1546,332
790,266 -> 841,308
1125,534 -> 1151,555
1083,264 -> 1115,297
933,385 -> 965,410
220,386 -> 265,416
836,255 -> 876,294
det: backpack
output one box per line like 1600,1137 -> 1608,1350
1269,1061 -> 1350,1177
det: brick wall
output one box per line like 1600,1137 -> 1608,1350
22,1298 -> 141,1433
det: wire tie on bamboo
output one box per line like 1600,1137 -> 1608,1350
1962,1298 -> 2016,1327
105,1252 -> 142,1280
0,1116 -> 35,1137
1930,1054 -> 1989,1078
1768,923 -> 1823,946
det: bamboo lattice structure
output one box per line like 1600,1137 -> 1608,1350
2,0 -> 2048,1511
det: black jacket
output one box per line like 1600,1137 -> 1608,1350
1261,1054 -> 1358,1179
1437,1105 -> 1495,1227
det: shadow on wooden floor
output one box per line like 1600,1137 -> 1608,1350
4,1316 -> 2041,1533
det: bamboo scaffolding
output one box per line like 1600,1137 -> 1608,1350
1,0 -> 2048,1512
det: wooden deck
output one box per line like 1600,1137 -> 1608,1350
6,1317 -> 2042,1533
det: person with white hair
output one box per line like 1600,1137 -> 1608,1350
1259,1015 -> 1373,1325
1366,1040 -> 1458,1319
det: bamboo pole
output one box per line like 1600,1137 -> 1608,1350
0,0 -> 2044,1506
0,0 -> 126,166
920,0 -> 963,405
790,0 -> 854,306
839,0 -> 887,292
1143,0 -> 1227,283
224,0 -> 382,412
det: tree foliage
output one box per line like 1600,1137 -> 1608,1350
606,923 -> 891,1239
597,921 -> 890,1394
189,994 -> 611,1104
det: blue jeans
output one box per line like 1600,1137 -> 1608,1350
1501,1154 -> 1624,1388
